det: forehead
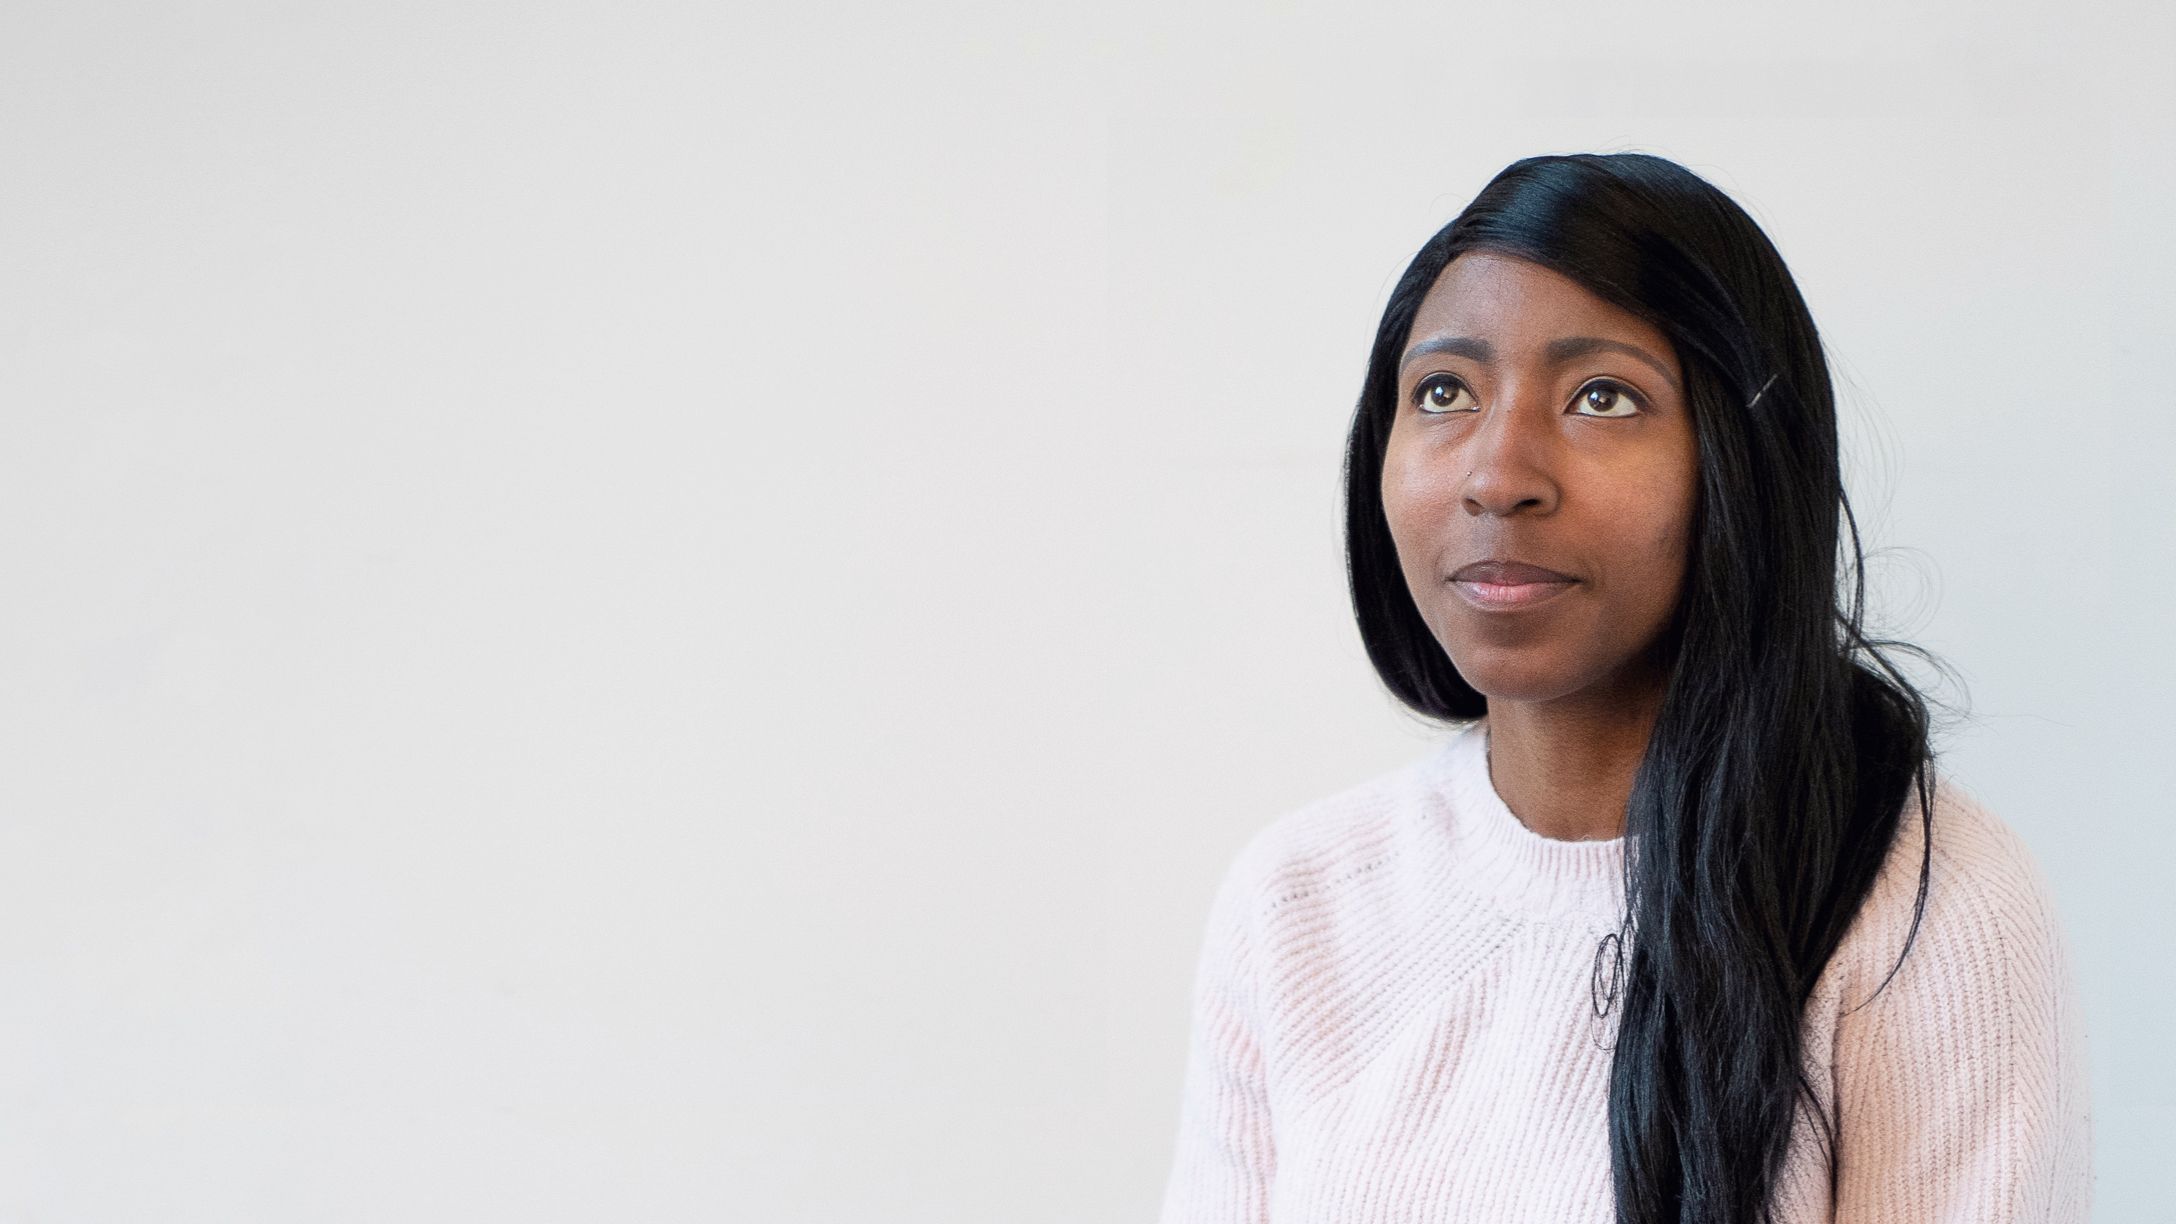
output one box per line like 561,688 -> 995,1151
1408,250 -> 1674,359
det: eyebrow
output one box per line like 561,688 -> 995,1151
1399,335 -> 1682,393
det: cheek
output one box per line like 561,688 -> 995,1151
1379,444 -> 1461,581
1607,461 -> 1698,599
1383,450 -> 1470,596
1378,444 -> 1420,543
1380,439 -> 1457,525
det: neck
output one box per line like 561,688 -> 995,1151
1484,671 -> 1667,842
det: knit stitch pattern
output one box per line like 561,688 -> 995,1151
1157,720 -> 2092,1222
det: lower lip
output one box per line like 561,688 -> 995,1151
1452,579 -> 1576,610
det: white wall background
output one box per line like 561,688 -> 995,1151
2,1 -> 2167,1219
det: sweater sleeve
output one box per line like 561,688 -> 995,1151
1157,844 -> 1277,1224
1828,791 -> 2093,1222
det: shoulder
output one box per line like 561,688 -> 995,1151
1202,748 -> 1442,942
1835,770 -> 2076,1022
1820,772 -> 2095,1218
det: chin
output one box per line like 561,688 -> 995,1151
1446,647 -> 1596,706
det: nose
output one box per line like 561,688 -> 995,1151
1459,391 -> 1561,518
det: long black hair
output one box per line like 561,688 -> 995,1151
1343,153 -> 1939,1223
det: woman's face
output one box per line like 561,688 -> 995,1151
1381,250 -> 1699,707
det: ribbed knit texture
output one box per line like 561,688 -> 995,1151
1158,719 -> 2093,1222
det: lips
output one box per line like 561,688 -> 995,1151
1450,559 -> 1577,584
1449,558 -> 1578,611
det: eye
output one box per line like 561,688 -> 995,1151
1570,379 -> 1644,418
1412,374 -> 1478,415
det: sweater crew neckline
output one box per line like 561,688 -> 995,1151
1422,719 -> 1629,925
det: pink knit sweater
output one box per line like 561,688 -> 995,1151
1158,720 -> 2092,1222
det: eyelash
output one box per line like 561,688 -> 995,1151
1410,374 -> 1648,417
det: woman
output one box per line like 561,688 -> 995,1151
1158,153 -> 2092,1223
